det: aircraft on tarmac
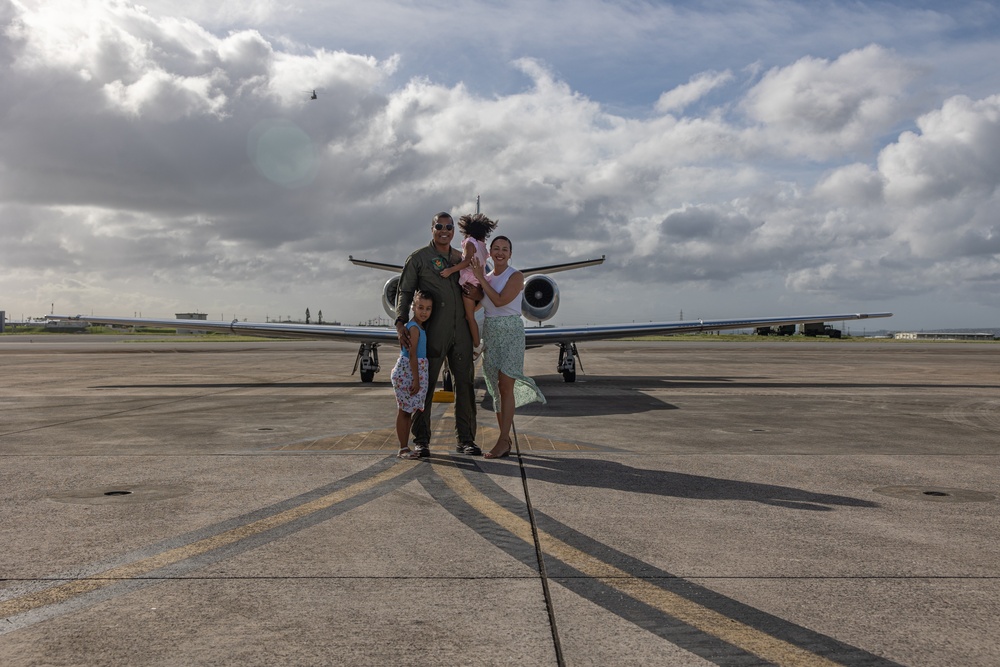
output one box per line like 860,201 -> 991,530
56,258 -> 892,384
55,193 -> 891,384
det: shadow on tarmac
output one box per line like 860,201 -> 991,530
478,391 -> 677,417
534,374 -> 744,388
535,374 -> 1000,390
478,454 -> 878,511
90,381 -> 376,389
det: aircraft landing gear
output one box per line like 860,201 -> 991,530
557,342 -> 582,382
352,342 -> 381,383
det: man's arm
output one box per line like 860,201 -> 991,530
395,251 -> 420,346
396,252 -> 419,324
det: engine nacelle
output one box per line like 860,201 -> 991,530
521,274 -> 559,323
382,276 -> 400,319
385,273 -> 560,323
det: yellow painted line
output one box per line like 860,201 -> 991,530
0,462 -> 414,619
271,429 -> 400,451
434,460 -> 842,667
276,401 -> 592,453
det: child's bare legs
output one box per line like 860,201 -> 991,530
396,409 -> 414,457
462,293 -> 480,349
485,372 -> 515,458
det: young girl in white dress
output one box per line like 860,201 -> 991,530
391,290 -> 433,460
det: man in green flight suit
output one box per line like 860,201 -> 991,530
394,211 -> 480,457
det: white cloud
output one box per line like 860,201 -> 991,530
878,94 -> 1000,265
814,163 -> 883,207
742,44 -> 919,159
782,92 -> 1000,305
655,70 -> 733,113
881,94 -> 1000,205
2,1 -> 1000,330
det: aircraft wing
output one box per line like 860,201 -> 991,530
56,310 -> 892,386
523,312 -> 893,344
348,256 -> 403,272
55,315 -> 399,343
522,256 -> 605,276
348,255 -> 606,276
62,310 -> 891,345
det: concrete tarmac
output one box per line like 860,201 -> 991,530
1,336 -> 998,666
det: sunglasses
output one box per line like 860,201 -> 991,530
434,223 -> 454,231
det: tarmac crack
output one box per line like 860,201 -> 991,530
512,422 -> 567,667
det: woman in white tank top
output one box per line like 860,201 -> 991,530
471,236 -> 546,458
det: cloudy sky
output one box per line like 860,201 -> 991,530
2,0 -> 999,331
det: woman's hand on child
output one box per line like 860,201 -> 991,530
470,256 -> 486,281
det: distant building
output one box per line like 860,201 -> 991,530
175,312 -> 208,335
45,319 -> 90,332
894,332 -> 995,341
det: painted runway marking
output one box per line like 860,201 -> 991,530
2,410 -> 902,666
432,460 -> 840,666
426,455 -> 905,667
0,459 -> 418,632
270,402 -> 601,452
271,425 -> 600,451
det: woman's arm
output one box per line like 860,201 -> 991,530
489,270 -> 524,307
472,259 -> 523,307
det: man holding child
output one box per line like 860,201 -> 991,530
394,212 -> 480,457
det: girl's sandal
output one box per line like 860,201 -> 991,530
397,447 -> 419,460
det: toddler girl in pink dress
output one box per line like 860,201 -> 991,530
440,212 -> 498,353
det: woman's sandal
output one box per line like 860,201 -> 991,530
397,447 -> 420,460
484,438 -> 512,459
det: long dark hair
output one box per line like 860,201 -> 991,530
458,213 -> 498,242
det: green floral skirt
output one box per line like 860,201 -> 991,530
482,315 -> 546,412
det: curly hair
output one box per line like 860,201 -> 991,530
457,213 -> 498,242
